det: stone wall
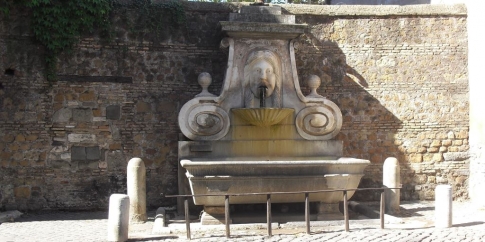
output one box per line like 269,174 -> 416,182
0,3 -> 468,210
330,0 -> 465,5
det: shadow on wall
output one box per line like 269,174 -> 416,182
294,32 -> 405,201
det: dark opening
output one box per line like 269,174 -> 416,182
0,83 -> 3,89
4,68 -> 15,76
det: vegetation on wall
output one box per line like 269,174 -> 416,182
0,0 -> 186,83
115,0 -> 187,42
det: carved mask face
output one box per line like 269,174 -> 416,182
250,59 -> 276,98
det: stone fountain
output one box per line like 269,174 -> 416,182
177,5 -> 370,224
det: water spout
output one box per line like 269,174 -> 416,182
259,85 -> 267,108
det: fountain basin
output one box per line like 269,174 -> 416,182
232,108 -> 294,127
181,158 -> 370,206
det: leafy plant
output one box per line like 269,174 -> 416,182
2,0 -> 188,83
27,0 -> 112,81
115,0 -> 187,42
1,0 -> 112,82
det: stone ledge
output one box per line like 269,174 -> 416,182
280,4 -> 466,16
182,2 -> 466,17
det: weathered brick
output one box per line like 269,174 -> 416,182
408,153 -> 423,163
79,90 -> 96,102
14,186 -> 31,199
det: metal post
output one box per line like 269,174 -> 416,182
267,194 -> 272,237
305,192 -> 310,234
380,191 -> 385,229
184,198 -> 191,240
225,195 -> 230,238
343,191 -> 349,232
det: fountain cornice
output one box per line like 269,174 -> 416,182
220,21 -> 307,40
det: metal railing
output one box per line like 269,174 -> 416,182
164,187 -> 401,239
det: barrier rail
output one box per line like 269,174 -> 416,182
163,187 -> 401,239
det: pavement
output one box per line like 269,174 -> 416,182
1,201 -> 484,242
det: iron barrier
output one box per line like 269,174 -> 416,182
163,187 -> 402,239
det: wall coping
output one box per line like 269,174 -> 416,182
183,2 -> 467,17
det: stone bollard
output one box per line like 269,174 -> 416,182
383,157 -> 400,214
152,207 -> 171,234
154,207 -> 167,227
435,185 -> 452,228
107,194 -> 130,242
127,158 -> 147,223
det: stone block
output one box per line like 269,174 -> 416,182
452,140 -> 463,146
109,143 -> 122,150
0,210 -> 23,223
68,134 -> 96,143
136,101 -> 150,113
25,135 -> 38,141
92,108 -> 102,117
93,117 -> 107,122
71,146 -> 86,161
447,131 -> 455,139
60,153 -> 71,161
14,135 -> 25,142
86,146 -> 100,161
455,130 -> 468,139
2,134 -> 15,142
49,159 -> 72,170
14,186 -> 30,199
106,105 -> 121,120
78,159 -> 99,170
79,91 -> 96,102
430,140 -> 441,147
448,147 -> 460,152
82,102 -> 96,108
436,176 -> 448,184
72,108 -> 92,122
53,108 -> 72,123
99,161 -> 108,169
423,153 -> 443,162
443,152 -> 469,161
408,153 -> 422,163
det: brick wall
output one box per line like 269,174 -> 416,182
0,3 -> 469,210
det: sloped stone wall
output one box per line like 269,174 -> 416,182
0,3 -> 468,210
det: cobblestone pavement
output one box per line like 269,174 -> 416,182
1,201 -> 484,242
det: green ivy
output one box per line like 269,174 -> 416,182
28,0 -> 112,82
2,0 -> 186,83
115,0 -> 187,42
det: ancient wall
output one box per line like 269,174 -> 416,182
330,0 -> 464,5
0,3 -> 468,210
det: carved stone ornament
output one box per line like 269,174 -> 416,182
295,100 -> 343,140
178,99 -> 230,140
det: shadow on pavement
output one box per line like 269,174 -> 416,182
16,211 -> 108,222
395,206 -> 435,218
129,236 -> 179,241
453,221 -> 484,227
